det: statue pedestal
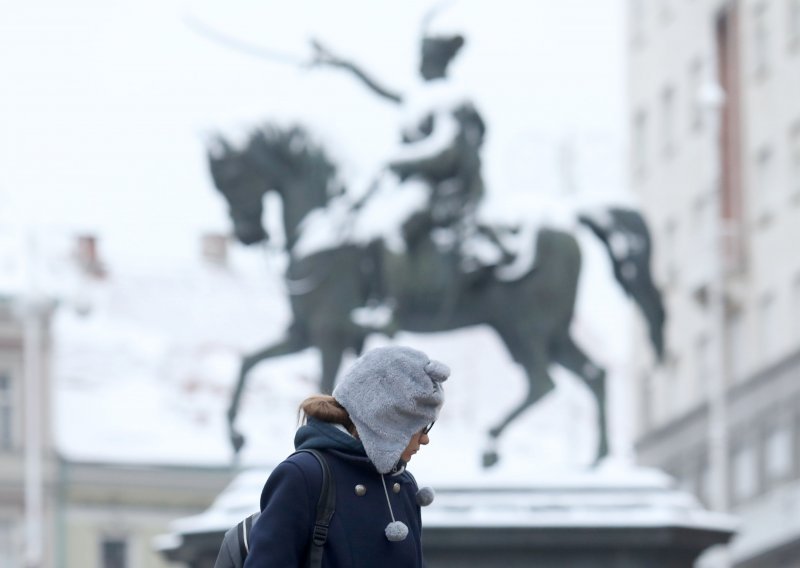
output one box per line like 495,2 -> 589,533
420,464 -> 736,567
155,463 -> 735,568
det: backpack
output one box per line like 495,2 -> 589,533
214,449 -> 336,568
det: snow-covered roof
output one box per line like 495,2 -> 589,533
52,244 -> 317,466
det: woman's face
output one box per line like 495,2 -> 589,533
400,429 -> 431,463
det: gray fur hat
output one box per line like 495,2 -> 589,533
333,346 -> 449,474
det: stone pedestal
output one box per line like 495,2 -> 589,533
420,465 -> 735,567
155,464 -> 735,568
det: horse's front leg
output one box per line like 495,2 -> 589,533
228,328 -> 308,454
483,336 -> 555,468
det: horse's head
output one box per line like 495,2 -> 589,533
208,136 -> 270,246
208,125 -> 342,250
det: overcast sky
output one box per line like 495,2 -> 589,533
0,0 -> 626,264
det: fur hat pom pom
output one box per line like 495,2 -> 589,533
385,520 -> 409,542
415,486 -> 435,506
424,360 -> 450,382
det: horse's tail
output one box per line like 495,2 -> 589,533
578,207 -> 666,363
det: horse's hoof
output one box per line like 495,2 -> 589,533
231,431 -> 246,454
482,451 -> 499,468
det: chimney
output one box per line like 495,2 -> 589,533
201,232 -> 229,266
75,234 -> 106,278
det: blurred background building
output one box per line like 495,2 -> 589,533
629,0 -> 800,565
0,293 -> 56,568
0,232 -> 280,567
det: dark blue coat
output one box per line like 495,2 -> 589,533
243,419 -> 425,567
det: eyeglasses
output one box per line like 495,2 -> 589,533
422,421 -> 435,435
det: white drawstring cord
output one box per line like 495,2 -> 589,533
381,474 -> 409,541
380,474 -> 396,523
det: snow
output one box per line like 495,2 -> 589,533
292,174 -> 430,259
41,224 -> 640,472
164,458 -> 736,538
52,245 -> 315,466
394,78 -> 467,161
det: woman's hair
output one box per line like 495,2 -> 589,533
299,395 -> 358,437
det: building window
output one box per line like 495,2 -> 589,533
689,58 -> 704,133
698,460 -> 711,507
793,275 -> 800,342
660,0 -> 673,24
639,371 -> 654,431
755,145 -> 777,224
790,121 -> 800,203
758,293 -> 778,365
692,192 -> 714,251
727,309 -> 747,383
0,520 -> 19,568
765,424 -> 793,483
665,354 -> 681,419
789,0 -> 800,49
634,110 -> 648,179
631,0 -> 646,47
651,354 -> 679,424
661,86 -> 676,158
677,468 -> 697,496
732,441 -> 759,503
662,218 -> 679,288
0,373 -> 12,451
753,2 -> 770,78
101,537 -> 128,568
694,335 -> 711,406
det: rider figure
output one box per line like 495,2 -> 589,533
311,31 -> 510,322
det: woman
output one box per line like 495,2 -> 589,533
243,345 -> 449,567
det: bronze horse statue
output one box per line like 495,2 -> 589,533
207,125 -> 665,467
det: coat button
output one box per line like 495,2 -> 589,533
392,483 -> 401,494
354,484 -> 367,496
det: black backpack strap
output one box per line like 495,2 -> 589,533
293,449 -> 335,568
236,512 -> 259,560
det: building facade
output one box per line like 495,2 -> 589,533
628,0 -> 800,565
57,461 -> 230,568
0,234 -> 248,568
0,295 -> 57,568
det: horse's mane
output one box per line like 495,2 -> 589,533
244,124 -> 343,200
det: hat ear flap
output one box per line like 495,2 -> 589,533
424,360 -> 450,383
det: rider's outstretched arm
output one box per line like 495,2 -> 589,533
310,39 -> 403,105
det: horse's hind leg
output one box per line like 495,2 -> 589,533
228,327 -> 308,453
319,343 -> 345,395
553,334 -> 609,465
483,337 -> 555,468
315,327 -> 370,394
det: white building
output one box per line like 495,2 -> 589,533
0,295 -> 56,568
628,0 -> 800,565
0,232 -> 307,568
